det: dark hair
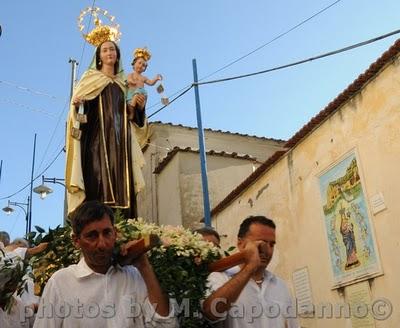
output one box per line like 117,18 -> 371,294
131,57 -> 147,71
131,57 -> 138,66
95,41 -> 121,74
193,227 -> 221,243
0,231 -> 10,246
71,201 -> 114,237
237,215 -> 276,238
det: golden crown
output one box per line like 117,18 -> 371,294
134,47 -> 151,62
77,7 -> 121,47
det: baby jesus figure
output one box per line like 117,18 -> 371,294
126,47 -> 162,108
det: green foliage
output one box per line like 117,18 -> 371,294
7,216 -> 223,327
29,224 -> 80,296
114,217 -> 222,327
149,249 -> 212,327
0,248 -> 29,313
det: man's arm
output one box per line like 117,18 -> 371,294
134,255 -> 170,316
26,243 -> 48,258
202,241 -> 262,321
120,241 -> 170,317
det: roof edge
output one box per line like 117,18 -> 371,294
153,146 -> 261,174
285,38 -> 400,148
149,121 -> 286,143
211,38 -> 400,218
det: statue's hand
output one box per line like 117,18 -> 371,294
133,94 -> 147,110
72,96 -> 83,107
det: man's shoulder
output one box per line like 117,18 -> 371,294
119,264 -> 142,278
265,270 -> 293,298
207,268 -> 234,286
267,270 -> 288,285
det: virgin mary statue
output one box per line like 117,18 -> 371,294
65,40 -> 149,218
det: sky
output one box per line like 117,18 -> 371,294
1,0 -> 400,240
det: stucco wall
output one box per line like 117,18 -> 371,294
156,151 -> 258,228
138,122 -> 284,224
137,150 -> 159,222
178,155 -> 257,228
156,155 -> 183,226
213,57 -> 400,327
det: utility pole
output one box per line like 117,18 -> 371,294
192,59 -> 211,227
28,134 -> 37,233
63,58 -> 79,225
68,58 -> 79,99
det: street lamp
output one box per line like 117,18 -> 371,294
2,197 -> 30,235
33,175 -> 65,199
33,175 -> 67,225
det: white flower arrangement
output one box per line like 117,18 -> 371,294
28,215 -> 222,327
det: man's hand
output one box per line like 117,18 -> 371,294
119,239 -> 145,265
119,239 -> 153,269
242,240 -> 265,273
202,241 -> 265,321
131,253 -> 152,273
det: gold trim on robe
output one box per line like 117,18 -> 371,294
65,69 -> 148,215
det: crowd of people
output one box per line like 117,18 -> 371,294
1,39 -> 299,327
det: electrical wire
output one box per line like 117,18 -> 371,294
0,99 -> 58,118
0,2 -> 95,100
36,98 -> 69,172
147,28 -> 400,118
196,28 -> 400,86
146,0 -> 342,112
0,160 -> 2,186
37,0 -> 96,173
148,85 -> 193,118
77,0 -> 97,77
199,0 -> 343,82
0,147 -> 65,201
0,80 -> 58,99
146,84 -> 192,111
4,5 -> 398,196
1,1 -> 340,118
1,0 -> 97,202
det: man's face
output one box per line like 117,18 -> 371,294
73,214 -> 116,273
238,223 -> 276,269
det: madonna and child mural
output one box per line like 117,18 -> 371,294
318,151 -> 382,287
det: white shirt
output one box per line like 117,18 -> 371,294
33,258 -> 177,328
0,297 -> 33,328
11,247 -> 28,259
206,267 -> 299,328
